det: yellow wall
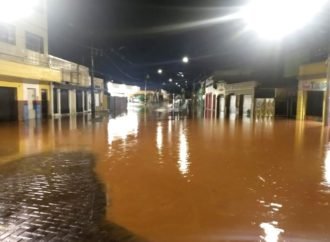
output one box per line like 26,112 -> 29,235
0,59 -> 61,83
0,77 -> 52,102
299,62 -> 327,77
296,90 -> 305,120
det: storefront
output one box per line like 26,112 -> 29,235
225,81 -> 258,117
296,61 -> 327,123
0,59 -> 60,121
52,83 -> 90,116
297,79 -> 327,122
204,78 -> 226,118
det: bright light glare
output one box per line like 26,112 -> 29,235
260,222 -> 284,242
107,112 -> 139,145
182,56 -> 189,63
0,0 -> 39,22
107,82 -> 140,97
158,69 -> 163,74
241,0 -> 328,40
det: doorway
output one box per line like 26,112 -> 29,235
230,95 -> 237,114
243,95 -> 252,117
0,87 -> 17,121
27,88 -> 36,119
76,90 -> 83,113
41,89 -> 48,118
61,89 -> 70,114
306,91 -> 324,121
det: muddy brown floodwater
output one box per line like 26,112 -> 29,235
1,111 -> 330,242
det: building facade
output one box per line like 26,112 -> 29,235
49,55 -> 91,117
297,61 -> 327,123
0,0 -> 109,122
203,77 -> 281,119
204,78 -> 226,118
0,0 -> 62,121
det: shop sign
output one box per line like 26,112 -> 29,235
300,80 -> 326,91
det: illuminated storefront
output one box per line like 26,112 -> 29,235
296,61 -> 327,123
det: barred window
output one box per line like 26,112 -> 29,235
26,32 -> 44,53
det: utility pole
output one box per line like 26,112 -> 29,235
90,46 -> 96,119
145,74 -> 150,106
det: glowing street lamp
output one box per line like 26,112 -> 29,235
0,0 -> 39,22
169,78 -> 173,83
158,69 -> 163,74
182,56 -> 189,63
240,0 -> 328,40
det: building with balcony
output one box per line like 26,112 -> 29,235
49,55 -> 91,117
0,0 -> 61,121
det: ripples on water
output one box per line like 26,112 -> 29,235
1,111 -> 330,241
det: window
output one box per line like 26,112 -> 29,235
26,32 -> 44,53
0,23 -> 16,45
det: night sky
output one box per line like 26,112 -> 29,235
47,0 -> 329,90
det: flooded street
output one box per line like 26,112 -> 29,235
1,111 -> 330,241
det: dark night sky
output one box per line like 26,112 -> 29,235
47,0 -> 329,90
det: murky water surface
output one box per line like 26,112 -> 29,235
1,111 -> 330,241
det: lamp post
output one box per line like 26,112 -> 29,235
182,56 -> 189,64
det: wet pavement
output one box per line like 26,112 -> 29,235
1,112 -> 330,241
0,151 -> 146,242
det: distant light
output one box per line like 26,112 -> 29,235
0,0 -> 39,22
240,0 -> 328,40
169,78 -> 173,82
158,69 -> 163,74
182,56 -> 189,63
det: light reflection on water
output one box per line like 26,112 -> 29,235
260,222 -> 284,242
156,122 -> 163,158
178,122 -> 190,177
1,112 -> 330,241
107,111 -> 138,145
322,150 -> 330,190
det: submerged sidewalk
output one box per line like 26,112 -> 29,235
0,152 -> 145,242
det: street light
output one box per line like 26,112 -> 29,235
182,56 -> 189,63
240,0 -> 328,40
158,69 -> 163,74
169,78 -> 173,83
0,0 -> 39,22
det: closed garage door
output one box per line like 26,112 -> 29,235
61,89 -> 70,114
76,90 -> 83,112
0,87 -> 17,121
